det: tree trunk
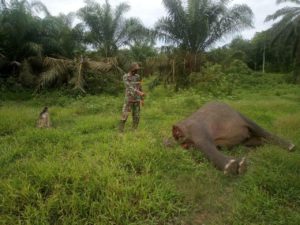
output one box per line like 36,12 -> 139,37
293,42 -> 300,83
262,43 -> 266,73
172,59 -> 175,83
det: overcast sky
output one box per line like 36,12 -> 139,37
39,0 -> 294,46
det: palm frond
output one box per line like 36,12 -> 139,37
1,0 -> 7,10
116,17 -> 147,47
156,0 -> 253,52
57,12 -> 76,27
266,2 -> 300,49
38,68 -> 61,90
155,17 -> 182,45
113,2 -> 130,31
266,0 -> 300,81
78,0 -> 148,56
265,7 -> 300,22
36,57 -> 70,90
277,0 -> 300,4
30,0 -> 51,16
23,42 -> 43,57
87,60 -> 112,72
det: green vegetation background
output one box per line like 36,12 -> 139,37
0,74 -> 299,225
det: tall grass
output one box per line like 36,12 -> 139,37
0,75 -> 299,224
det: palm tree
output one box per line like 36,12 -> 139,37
0,0 -> 50,61
265,0 -> 300,82
0,0 -> 7,10
39,13 -> 85,58
155,0 -> 253,53
153,0 -> 253,89
77,0 -> 147,57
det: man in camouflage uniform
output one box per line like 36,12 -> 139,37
119,62 -> 145,132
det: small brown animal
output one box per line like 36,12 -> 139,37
171,102 -> 295,175
37,107 -> 51,128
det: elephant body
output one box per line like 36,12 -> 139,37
172,102 -> 295,175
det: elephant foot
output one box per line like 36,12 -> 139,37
224,159 -> 239,175
288,143 -> 295,151
238,157 -> 247,175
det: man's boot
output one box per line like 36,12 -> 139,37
119,120 -> 126,132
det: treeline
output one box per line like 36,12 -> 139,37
209,31 -> 295,77
0,0 -> 299,94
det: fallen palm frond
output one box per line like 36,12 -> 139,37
87,60 -> 112,72
35,56 -> 122,93
36,57 -> 71,91
103,57 -> 118,65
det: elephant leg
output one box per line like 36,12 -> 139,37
243,136 -> 264,147
240,114 -> 295,151
173,125 -> 245,175
194,140 -> 239,175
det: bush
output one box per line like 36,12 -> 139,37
226,59 -> 252,75
85,70 -> 123,95
190,63 -> 238,97
18,60 -> 37,88
237,72 -> 289,90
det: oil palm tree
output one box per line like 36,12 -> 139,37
39,13 -> 85,58
0,0 -> 7,10
265,0 -> 300,82
155,0 -> 253,53
77,0 -> 147,57
0,0 -> 50,61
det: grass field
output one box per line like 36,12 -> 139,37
0,76 -> 300,225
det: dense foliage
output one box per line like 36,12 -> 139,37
155,0 -> 253,53
0,0 -> 299,93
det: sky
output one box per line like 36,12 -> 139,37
40,0 -> 295,46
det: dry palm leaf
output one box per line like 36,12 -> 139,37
36,57 -> 71,90
87,60 -> 112,72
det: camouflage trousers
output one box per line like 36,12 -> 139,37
121,101 -> 140,129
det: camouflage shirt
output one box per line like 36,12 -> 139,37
123,73 -> 143,102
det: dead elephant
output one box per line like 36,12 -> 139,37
171,102 -> 295,175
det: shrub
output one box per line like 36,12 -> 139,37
226,59 -> 252,75
18,60 -> 37,88
190,63 -> 238,97
85,70 -> 123,95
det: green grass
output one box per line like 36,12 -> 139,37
0,77 -> 300,225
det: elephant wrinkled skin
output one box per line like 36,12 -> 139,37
172,102 -> 295,175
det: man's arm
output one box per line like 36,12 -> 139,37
123,74 -> 145,96
136,74 -> 145,98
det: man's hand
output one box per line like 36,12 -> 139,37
137,90 -> 145,97
140,100 -> 144,107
